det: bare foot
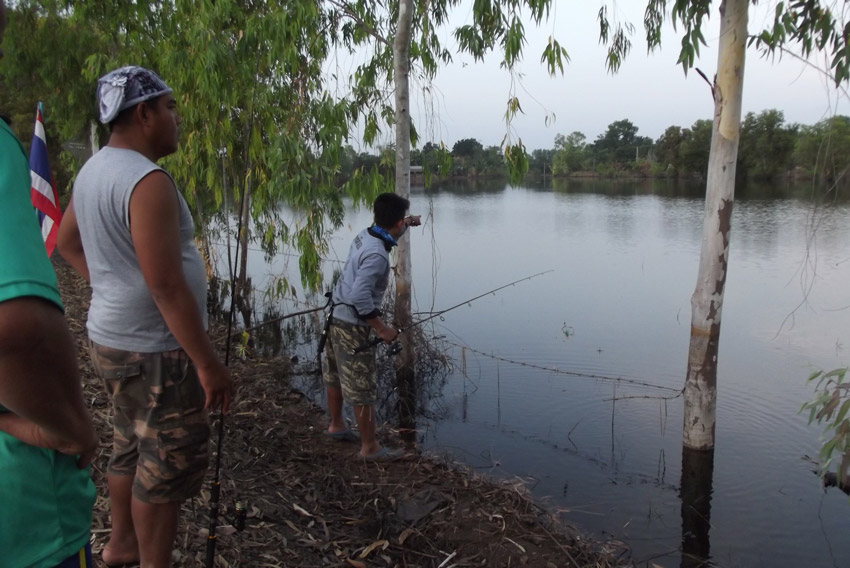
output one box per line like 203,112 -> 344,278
101,534 -> 140,567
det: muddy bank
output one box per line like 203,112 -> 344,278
54,257 -> 631,567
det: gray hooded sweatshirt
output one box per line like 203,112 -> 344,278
331,227 -> 394,326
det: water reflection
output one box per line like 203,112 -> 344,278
680,448 -> 715,568
531,176 -> 850,201
547,177 -> 705,198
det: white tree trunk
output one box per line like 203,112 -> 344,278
393,0 -> 416,430
89,120 -> 99,155
683,0 -> 747,450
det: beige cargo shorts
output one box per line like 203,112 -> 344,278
90,341 -> 210,504
322,320 -> 377,406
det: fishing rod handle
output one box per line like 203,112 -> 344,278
352,325 -> 402,354
205,480 -> 221,567
316,323 -> 330,356
352,335 -> 384,354
317,293 -> 334,357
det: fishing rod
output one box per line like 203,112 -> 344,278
205,150 -> 247,567
216,303 -> 326,344
352,270 -> 554,354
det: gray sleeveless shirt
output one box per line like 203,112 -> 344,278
72,147 -> 207,352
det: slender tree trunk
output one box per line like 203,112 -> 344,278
683,0 -> 747,450
236,174 -> 253,332
393,0 -> 416,437
89,120 -> 99,155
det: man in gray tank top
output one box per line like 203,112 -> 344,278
58,66 -> 233,568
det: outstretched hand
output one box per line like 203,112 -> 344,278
405,215 -> 422,227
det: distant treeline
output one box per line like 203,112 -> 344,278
340,111 -> 850,189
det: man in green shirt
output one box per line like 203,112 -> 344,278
0,2 -> 98,566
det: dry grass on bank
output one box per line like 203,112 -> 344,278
55,258 -> 632,568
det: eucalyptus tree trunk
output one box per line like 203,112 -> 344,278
683,0 -> 747,450
235,175 -> 253,332
393,0 -> 416,435
89,120 -> 99,155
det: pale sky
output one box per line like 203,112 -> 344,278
331,1 -> 847,152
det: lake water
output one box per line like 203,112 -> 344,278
226,179 -> 850,567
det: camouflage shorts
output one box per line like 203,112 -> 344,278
89,341 -> 210,504
322,320 -> 377,406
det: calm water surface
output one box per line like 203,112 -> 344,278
235,179 -> 850,567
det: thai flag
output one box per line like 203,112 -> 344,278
29,102 -> 62,257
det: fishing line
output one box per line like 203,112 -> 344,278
441,338 -> 682,394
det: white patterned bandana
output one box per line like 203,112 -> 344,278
97,66 -> 172,124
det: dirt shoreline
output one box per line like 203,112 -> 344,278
54,257 -> 630,567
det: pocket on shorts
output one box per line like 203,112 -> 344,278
156,418 -> 210,476
89,342 -> 145,408
154,351 -> 205,430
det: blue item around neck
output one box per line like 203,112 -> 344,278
370,225 -> 397,247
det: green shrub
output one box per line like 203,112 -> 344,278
801,368 -> 850,489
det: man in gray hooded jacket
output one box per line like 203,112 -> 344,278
322,193 -> 419,461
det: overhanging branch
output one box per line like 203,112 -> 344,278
327,0 -> 392,49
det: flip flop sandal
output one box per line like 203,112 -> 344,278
362,447 -> 405,462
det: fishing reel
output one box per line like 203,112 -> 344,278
226,500 -> 248,532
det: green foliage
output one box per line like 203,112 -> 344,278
679,119 -> 713,177
643,0 -> 665,52
753,1 -> 850,85
801,368 -> 850,487
650,161 -> 673,177
451,137 -> 484,159
540,35 -> 569,75
353,110 -> 850,185
552,131 -> 587,174
793,115 -> 850,192
0,1 -> 109,194
504,142 -> 529,184
479,145 -> 506,174
412,141 -> 453,185
738,110 -> 798,181
2,0 -> 375,293
654,125 -> 686,172
643,117 -> 726,180
669,0 -> 710,72
439,138 -> 505,177
591,119 -> 653,165
600,1 -> 850,88
528,147 -> 555,175
328,0 -> 566,184
598,0 -> 709,74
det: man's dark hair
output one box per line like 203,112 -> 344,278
107,95 -> 164,131
373,192 -> 409,229
108,106 -> 135,131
